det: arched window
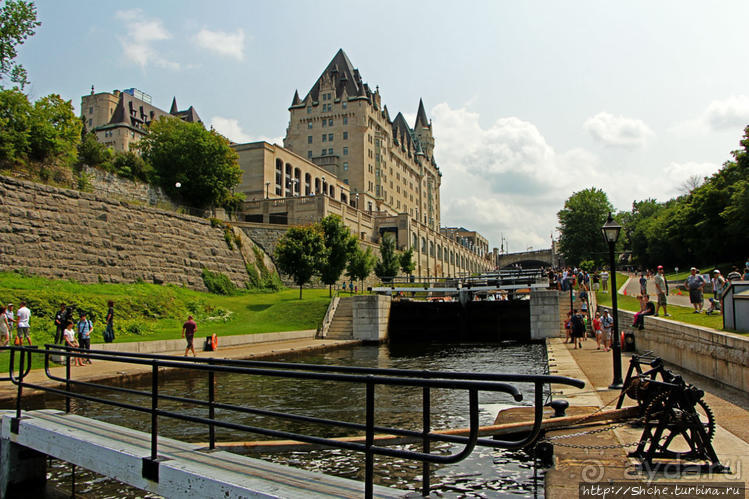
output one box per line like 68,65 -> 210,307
412,233 -> 418,251
421,237 -> 426,253
429,241 -> 435,257
294,168 -> 301,195
329,186 -> 335,198
275,159 -> 283,195
305,173 -> 311,195
285,163 -> 292,196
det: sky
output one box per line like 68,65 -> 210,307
15,1 -> 749,253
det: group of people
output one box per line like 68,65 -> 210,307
565,308 -> 616,351
684,263 -> 749,314
548,267 -> 609,294
0,301 -> 115,366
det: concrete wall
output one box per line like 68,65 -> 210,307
0,175 -> 248,291
352,294 -> 391,342
530,290 -> 562,340
598,305 -> 749,393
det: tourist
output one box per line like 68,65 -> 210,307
63,321 -> 84,367
104,300 -> 115,343
653,266 -> 670,317
0,306 -> 9,346
600,270 -> 609,292
712,270 -> 726,315
592,311 -> 603,350
564,311 -> 572,343
592,272 -> 600,292
685,267 -> 706,313
182,315 -> 197,357
15,301 -> 31,345
744,268 -> 749,280
76,312 -> 93,364
54,303 -> 67,344
570,309 -> 585,349
601,309 -> 613,352
632,294 -> 655,330
727,266 -> 742,281
639,273 -> 648,295
4,304 -> 14,342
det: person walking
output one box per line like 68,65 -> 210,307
653,265 -> 670,317
570,309 -> 585,349
592,311 -> 603,350
685,267 -> 706,313
76,312 -> 93,364
15,301 -> 31,345
103,301 -> 115,343
601,309 -> 614,352
0,306 -> 10,346
5,303 -> 15,342
54,303 -> 68,344
600,270 -> 609,292
182,315 -> 197,357
63,321 -> 84,367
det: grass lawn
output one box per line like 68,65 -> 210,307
0,271 -> 333,368
596,273 -> 727,331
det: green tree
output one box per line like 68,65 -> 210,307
109,150 -> 153,182
77,131 -> 112,167
28,93 -> 81,162
346,245 -> 375,293
557,188 -> 613,266
317,215 -> 357,296
0,87 -> 31,161
139,117 -> 241,209
274,225 -> 325,299
374,233 -> 400,282
399,247 -> 415,277
0,0 -> 40,89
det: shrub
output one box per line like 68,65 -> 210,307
201,269 -> 237,295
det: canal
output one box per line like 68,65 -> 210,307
14,341 -> 549,497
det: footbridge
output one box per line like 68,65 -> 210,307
496,248 -> 559,269
0,345 -> 583,498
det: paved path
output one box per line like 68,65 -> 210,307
0,337 -> 360,403
545,337 -> 749,497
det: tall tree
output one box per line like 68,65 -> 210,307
274,226 -> 324,299
374,233 -> 400,282
346,245 -> 375,293
28,93 -> 81,162
0,87 -> 31,161
139,117 -> 241,209
0,0 -> 40,89
317,215 -> 357,296
557,188 -> 613,266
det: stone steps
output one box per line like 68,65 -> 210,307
326,298 -> 353,339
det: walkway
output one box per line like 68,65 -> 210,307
545,337 -> 749,498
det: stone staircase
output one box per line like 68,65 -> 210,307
326,297 -> 353,339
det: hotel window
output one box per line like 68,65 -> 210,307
343,117 -> 348,125
308,136 -> 312,144
328,133 -> 333,141
88,119 -> 92,128
322,120 -> 326,127
89,107 -> 93,114
344,178 -> 349,184
343,162 -> 348,171
307,151 -> 312,159
328,148 -> 333,155
322,134 -> 327,142
307,107 -> 312,114
308,122 -> 313,129
327,93 -> 332,100
321,149 -> 326,156
343,147 -> 348,155
343,131 -> 348,140
342,102 -> 347,109
328,119 -> 333,126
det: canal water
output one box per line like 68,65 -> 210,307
19,342 -> 549,497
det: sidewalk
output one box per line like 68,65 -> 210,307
545,337 -> 749,498
0,336 -> 361,403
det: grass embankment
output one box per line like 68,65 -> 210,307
0,271 -> 332,348
595,273 -> 725,331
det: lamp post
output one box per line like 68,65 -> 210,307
601,212 -> 623,389
265,181 -> 270,199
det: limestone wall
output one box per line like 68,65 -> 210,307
598,305 -> 749,393
81,165 -> 175,208
0,175 -> 249,291
352,294 -> 391,342
530,290 -> 562,340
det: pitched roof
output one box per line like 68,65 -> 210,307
304,49 -> 368,103
415,98 -> 429,129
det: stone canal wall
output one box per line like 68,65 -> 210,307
0,175 -> 249,291
599,305 -> 749,393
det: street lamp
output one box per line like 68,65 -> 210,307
265,181 -> 270,199
601,212 -> 623,389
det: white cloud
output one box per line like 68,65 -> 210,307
115,9 -> 179,70
210,116 -> 282,145
583,112 -> 654,149
431,103 -> 602,252
702,95 -> 749,131
195,28 -> 245,60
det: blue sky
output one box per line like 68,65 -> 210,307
16,1 -> 749,251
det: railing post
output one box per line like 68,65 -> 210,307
14,347 -> 25,421
151,362 -> 158,461
65,345 -> 71,413
208,360 -> 215,450
421,386 -> 431,496
365,379 -> 374,499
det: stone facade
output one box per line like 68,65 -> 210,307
0,175 -> 249,291
351,294 -> 391,342
81,165 -> 175,208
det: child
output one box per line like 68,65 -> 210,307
63,321 -> 84,367
593,312 -> 603,350
706,297 -> 721,315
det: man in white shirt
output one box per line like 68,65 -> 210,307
16,301 -> 31,345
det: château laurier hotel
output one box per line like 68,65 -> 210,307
82,50 -> 495,278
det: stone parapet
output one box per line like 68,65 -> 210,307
352,294 -> 391,342
530,290 -> 562,340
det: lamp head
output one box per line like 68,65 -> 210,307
601,212 -> 621,244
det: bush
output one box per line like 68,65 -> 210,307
201,269 -> 237,295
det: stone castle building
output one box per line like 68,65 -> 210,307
80,87 -> 201,152
234,50 -> 495,277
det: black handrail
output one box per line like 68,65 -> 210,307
2,344 -> 584,497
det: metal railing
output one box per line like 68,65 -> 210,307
3,345 -> 584,497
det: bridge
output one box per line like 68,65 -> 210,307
1,345 -> 584,498
496,248 -> 559,269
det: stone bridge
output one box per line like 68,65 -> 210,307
496,248 -> 558,269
